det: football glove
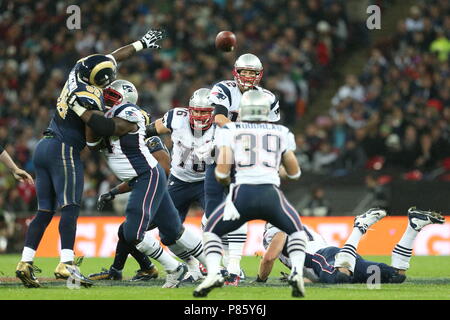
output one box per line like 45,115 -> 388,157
140,29 -> 165,49
97,191 -> 115,211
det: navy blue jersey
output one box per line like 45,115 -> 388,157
47,61 -> 104,153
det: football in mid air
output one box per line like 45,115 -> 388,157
215,31 -> 236,52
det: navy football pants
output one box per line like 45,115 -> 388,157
168,175 -> 205,223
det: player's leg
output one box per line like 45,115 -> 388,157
50,143 -> 92,286
334,208 -> 387,274
88,223 -> 158,281
391,207 -> 445,274
352,255 -> 406,284
167,175 -> 192,223
16,139 -> 55,288
153,187 -> 206,281
122,165 -> 187,288
194,200 -> 248,297
267,185 -> 307,297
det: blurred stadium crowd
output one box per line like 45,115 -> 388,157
0,0 -> 449,219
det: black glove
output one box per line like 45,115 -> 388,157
140,29 -> 165,49
279,271 -> 289,282
97,191 -> 115,211
255,275 -> 267,283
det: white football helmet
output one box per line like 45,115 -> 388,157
103,79 -> 138,108
233,53 -> 263,90
239,90 -> 270,122
189,88 -> 214,130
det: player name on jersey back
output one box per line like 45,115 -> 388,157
216,122 -> 296,186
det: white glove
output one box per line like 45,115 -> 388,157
223,184 -> 240,221
140,29 -> 165,49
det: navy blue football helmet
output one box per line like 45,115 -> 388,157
78,54 -> 117,88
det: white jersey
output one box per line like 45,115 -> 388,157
209,80 -> 280,122
162,107 -> 215,183
216,122 -> 296,186
263,223 -> 329,274
104,103 -> 158,181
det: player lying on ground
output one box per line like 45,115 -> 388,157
258,207 -> 445,284
15,28 -> 165,289
80,79 -> 207,288
193,90 -> 307,298
203,53 -> 281,286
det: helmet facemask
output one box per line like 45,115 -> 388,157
233,68 -> 263,91
189,106 -> 214,130
103,87 -> 123,109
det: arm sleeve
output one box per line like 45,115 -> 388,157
209,83 -> 231,111
215,125 -> 233,148
115,105 -> 141,123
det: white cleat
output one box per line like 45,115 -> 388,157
407,207 -> 445,231
181,270 -> 205,283
193,272 -> 225,297
354,208 -> 387,234
162,263 -> 188,288
288,269 -> 305,298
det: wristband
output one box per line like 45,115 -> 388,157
87,138 -> 103,147
132,41 -> 144,52
109,188 -> 120,196
72,104 -> 87,117
215,168 -> 230,180
287,169 -> 301,180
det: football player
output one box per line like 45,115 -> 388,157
87,80 -> 168,282
74,80 -> 207,288
258,207 -> 445,284
146,88 -> 215,282
15,29 -> 165,289
193,90 -> 307,298
204,53 -> 281,285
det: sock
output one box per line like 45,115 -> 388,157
24,210 -> 54,250
168,228 -> 206,265
334,227 -> 363,272
136,232 -> 179,272
185,256 -> 200,273
21,247 -> 36,263
203,232 -> 223,277
225,223 -> 247,275
391,224 -> 418,270
221,235 -> 229,267
287,231 -> 307,276
60,249 -> 74,263
59,205 -> 80,251
113,225 -> 153,271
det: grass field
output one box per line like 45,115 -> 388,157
0,254 -> 449,300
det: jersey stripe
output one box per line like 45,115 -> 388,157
217,83 -> 232,107
119,134 -> 152,175
166,109 -> 174,131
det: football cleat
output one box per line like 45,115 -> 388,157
88,267 -> 122,281
407,207 -> 445,231
288,268 -> 305,298
354,208 -> 387,234
224,273 -> 240,286
181,270 -> 205,283
193,272 -> 225,298
16,262 -> 41,288
162,263 -> 188,288
130,266 -> 159,282
54,258 -> 93,288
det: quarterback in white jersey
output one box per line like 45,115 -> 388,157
194,90 -> 307,298
204,53 -> 281,285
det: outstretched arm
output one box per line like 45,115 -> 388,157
256,232 -> 287,282
108,29 -> 165,63
0,148 -> 34,184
